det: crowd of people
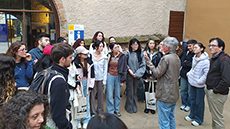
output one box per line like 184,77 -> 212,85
0,31 -> 229,129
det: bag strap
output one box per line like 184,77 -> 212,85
48,75 -> 66,102
192,60 -> 201,70
148,81 -> 155,93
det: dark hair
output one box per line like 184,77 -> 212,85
0,91 -> 49,129
129,38 -> 142,63
92,31 -> 105,43
33,55 -> 53,73
108,36 -> 116,48
144,38 -> 157,51
51,43 -> 74,64
6,42 -> 28,68
0,54 -> 16,105
72,38 -> 85,49
194,43 -> 206,53
37,33 -> 50,42
87,112 -> 128,129
187,39 -> 197,45
109,42 -> 116,50
56,37 -> 67,43
92,40 -> 104,50
209,37 -> 225,51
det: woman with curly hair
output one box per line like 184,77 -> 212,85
0,91 -> 50,129
0,54 -> 16,106
89,31 -> 108,55
6,42 -> 33,88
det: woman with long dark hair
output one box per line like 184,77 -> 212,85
89,31 -> 108,55
6,42 -> 33,88
125,38 -> 146,114
0,54 -> 16,106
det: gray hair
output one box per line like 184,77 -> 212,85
163,37 -> 178,53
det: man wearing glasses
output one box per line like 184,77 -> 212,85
206,37 -> 230,129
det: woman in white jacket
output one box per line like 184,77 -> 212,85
184,43 -> 210,126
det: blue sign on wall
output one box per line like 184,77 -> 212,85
74,30 -> 84,40
0,13 -> 8,42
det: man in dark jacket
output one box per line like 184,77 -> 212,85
179,39 -> 197,112
44,43 -> 74,129
206,37 -> 230,129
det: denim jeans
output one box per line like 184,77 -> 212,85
157,100 -> 177,129
180,77 -> 191,107
106,74 -> 121,113
189,86 -> 205,124
78,79 -> 91,123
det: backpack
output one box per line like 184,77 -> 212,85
29,66 -> 64,94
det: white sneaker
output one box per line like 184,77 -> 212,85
191,121 -> 200,126
77,123 -> 82,129
184,116 -> 192,121
180,105 -> 186,110
83,122 -> 88,129
184,106 -> 190,112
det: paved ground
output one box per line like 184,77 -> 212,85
109,86 -> 230,129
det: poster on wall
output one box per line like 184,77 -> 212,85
0,13 -> 8,42
68,24 -> 84,45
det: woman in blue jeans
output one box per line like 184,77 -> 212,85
106,42 -> 127,117
69,46 -> 95,129
185,43 -> 209,126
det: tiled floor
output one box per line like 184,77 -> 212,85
114,86 -> 230,129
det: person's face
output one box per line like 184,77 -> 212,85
160,41 -> 170,53
96,33 -> 103,41
80,53 -> 88,59
63,40 -> 68,44
131,42 -> 139,51
80,41 -> 85,46
193,44 -> 203,54
159,41 -> 164,52
96,43 -> 104,52
148,40 -> 155,50
64,53 -> 73,67
27,104 -> 44,129
209,40 -> 222,55
187,44 -> 194,52
39,37 -> 50,48
112,44 -> 119,54
16,45 -> 27,58
109,38 -> 116,43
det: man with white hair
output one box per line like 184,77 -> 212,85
144,37 -> 181,129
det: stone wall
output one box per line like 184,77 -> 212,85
58,0 -> 186,39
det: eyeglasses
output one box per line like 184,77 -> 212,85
18,49 -> 27,52
208,45 -> 218,48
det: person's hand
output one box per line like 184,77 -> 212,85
75,85 -> 80,91
120,82 -> 124,86
26,53 -> 32,61
143,51 -> 149,60
76,75 -> 82,81
33,59 -> 38,63
150,76 -> 155,80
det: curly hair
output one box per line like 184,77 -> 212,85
0,91 -> 50,129
72,38 -> 85,49
0,53 -> 16,105
91,31 -> 105,43
6,42 -> 28,68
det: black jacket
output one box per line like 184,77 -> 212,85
206,52 -> 230,95
108,52 -> 127,83
44,63 -> 72,129
180,51 -> 195,79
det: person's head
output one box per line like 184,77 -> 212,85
43,45 -> 53,55
37,33 -> 50,49
144,38 -> 156,51
109,36 -> 116,44
92,31 -> 105,43
187,39 -> 197,52
51,43 -> 74,67
56,37 -> 67,44
161,37 -> 178,53
87,112 -> 128,129
0,54 -> 16,105
72,38 -> 85,49
193,43 -> 206,55
92,40 -> 104,53
6,42 -> 27,59
209,37 -> 225,55
129,38 -> 141,52
75,46 -> 89,59
109,42 -> 119,54
0,91 -> 49,129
